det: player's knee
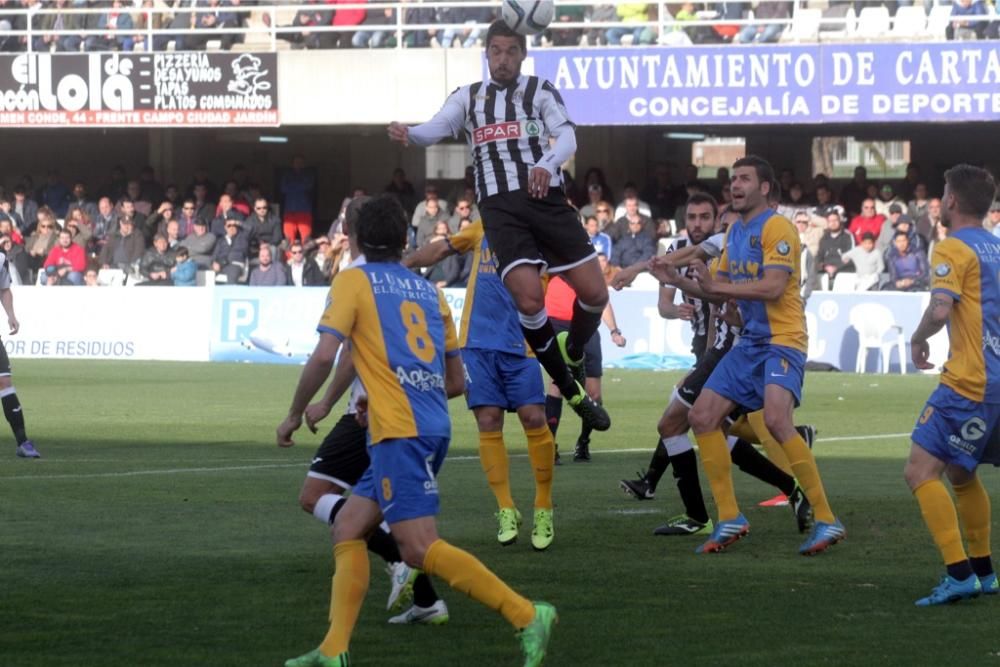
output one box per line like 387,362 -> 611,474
687,403 -> 715,433
476,413 -> 503,432
298,490 -> 317,515
514,292 -> 546,318
518,410 -> 547,431
763,410 -> 794,443
903,461 -> 925,491
396,541 -> 429,569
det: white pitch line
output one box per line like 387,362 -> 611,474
3,432 -> 913,481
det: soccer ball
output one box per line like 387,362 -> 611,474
501,0 -> 555,36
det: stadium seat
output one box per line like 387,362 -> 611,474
831,272 -> 858,292
195,270 -> 216,286
855,6 -> 891,39
891,6 -> 928,38
97,268 -> 127,287
818,5 -> 856,40
784,8 -> 822,42
849,302 -> 907,374
926,4 -> 952,39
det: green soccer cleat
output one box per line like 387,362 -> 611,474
284,649 -> 350,667
519,601 -> 558,667
531,508 -> 554,551
555,331 -> 585,385
385,561 -> 418,612
566,382 -> 611,432
497,507 -> 523,546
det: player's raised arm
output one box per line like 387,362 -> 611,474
388,90 -> 466,149
402,237 -> 457,270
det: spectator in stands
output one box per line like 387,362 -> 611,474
988,2 -> 1000,39
210,194 -> 245,237
583,167 -> 614,205
99,164 -> 129,203
326,0 -> 365,48
139,233 -> 176,285
642,163 -> 683,221
170,247 -> 198,287
439,0 -> 492,47
877,203 -> 904,254
212,218 -> 249,283
67,181 -> 98,222
249,244 -> 289,286
352,1 -> 394,48
126,179 -> 152,216
414,197 -> 451,248
874,182 -> 905,217
164,220 -> 182,249
83,268 -> 99,287
584,215 -> 612,259
180,218 -> 217,269
841,232 -> 884,291
611,216 -> 656,268
816,209 -> 854,286
287,241 -> 325,286
26,207 -> 59,277
85,0 -> 135,52
613,182 -> 652,220
144,201 -> 175,245
579,183 -> 606,220
544,3 -> 585,46
246,197 -> 283,256
885,231 -> 929,291
0,196 -> 25,234
38,171 -> 69,217
897,162 -> 922,202
421,222 -> 463,287
927,218 -> 949,260
403,0 -> 437,47
907,182 -> 930,221
848,198 -> 885,246
988,201 -> 1000,236
133,0 -> 168,53
608,194 -> 655,242
737,0 -> 790,43
280,155 -> 315,244
220,180 -> 250,217
948,0 -> 988,40
794,215 -> 816,301
839,165 -> 870,219
278,0 -> 334,49
385,167 -> 417,214
812,183 -> 836,216
12,186 -> 38,233
794,209 -> 824,258
92,196 -> 118,248
917,197 -> 941,242
0,218 -> 22,248
64,216 -> 92,253
32,0 -> 82,52
117,198 -> 147,239
448,198 -> 476,233
186,0 -> 240,51
585,4 -> 617,45
99,217 -> 145,275
1,234 -> 27,285
176,198 -> 201,238
892,215 -> 926,256
41,228 -> 86,286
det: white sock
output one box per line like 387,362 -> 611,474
313,493 -> 343,524
379,521 -> 391,534
726,435 -> 738,452
663,434 -> 693,456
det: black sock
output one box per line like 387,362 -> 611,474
521,320 -> 577,397
730,439 -> 796,496
671,448 -> 709,523
971,556 -> 995,578
412,573 -> 440,607
567,298 -> 604,361
327,496 -> 348,524
2,391 -> 27,445
645,439 -> 671,492
366,526 -> 402,564
578,399 -> 597,442
545,395 -> 563,438
947,559 -> 975,581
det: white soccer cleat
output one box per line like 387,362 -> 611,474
386,561 -> 418,612
388,600 -> 450,625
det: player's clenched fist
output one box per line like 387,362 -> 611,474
387,122 -> 410,147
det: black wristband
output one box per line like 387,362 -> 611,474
610,328 -> 621,335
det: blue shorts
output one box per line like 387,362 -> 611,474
462,348 -> 545,410
911,385 -> 1000,472
352,436 -> 449,524
704,343 -> 806,412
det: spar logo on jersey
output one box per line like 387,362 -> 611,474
473,121 -> 522,145
396,366 -> 445,392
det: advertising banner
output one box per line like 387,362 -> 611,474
0,52 -> 278,127
529,42 -> 1000,125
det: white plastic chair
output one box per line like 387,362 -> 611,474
849,302 -> 907,374
926,4 -> 952,39
832,273 -> 858,292
856,6 -> 891,38
891,6 -> 928,37
786,8 -> 822,42
97,268 -> 127,287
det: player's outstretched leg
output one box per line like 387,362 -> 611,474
730,437 -> 812,533
525,424 -> 556,551
5,386 -> 39,459
911,478 -> 980,605
954,475 -> 998,594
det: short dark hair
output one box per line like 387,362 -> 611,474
356,195 -> 408,263
943,164 -> 997,219
733,155 -> 777,196
485,19 -> 527,53
894,230 -> 910,240
861,232 -> 875,242
685,192 -> 718,220
175,246 -> 189,258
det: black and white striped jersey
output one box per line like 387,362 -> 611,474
665,237 -> 710,341
426,75 -> 574,201
709,256 -> 741,352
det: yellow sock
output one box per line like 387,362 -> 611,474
955,476 -> 992,558
479,431 -> 514,510
782,434 -> 835,524
318,540 -> 369,657
525,425 -> 554,509
695,429 -> 740,521
914,479 -> 968,566
747,410 -> 794,477
727,415 -> 757,443
424,538 -> 535,629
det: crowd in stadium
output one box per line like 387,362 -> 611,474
1,0 -> 996,54
2,158 -> 998,288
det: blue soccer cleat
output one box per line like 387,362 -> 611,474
799,519 -> 846,556
695,514 -> 749,553
915,574 -> 982,606
979,573 -> 999,595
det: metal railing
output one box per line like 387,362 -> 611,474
0,1 -> 989,53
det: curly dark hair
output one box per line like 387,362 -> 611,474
356,194 -> 408,263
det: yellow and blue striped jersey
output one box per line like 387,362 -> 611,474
447,221 -> 528,356
317,262 -> 460,444
717,209 -> 807,352
930,228 -> 1000,403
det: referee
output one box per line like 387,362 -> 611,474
387,19 -> 610,434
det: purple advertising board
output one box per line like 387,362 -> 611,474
527,42 -> 1000,125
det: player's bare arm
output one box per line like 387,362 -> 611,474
278,332 -> 342,447
304,344 -> 358,433
386,121 -> 410,147
657,284 -> 693,321
444,354 -> 465,398
601,302 -> 626,347
910,293 -> 954,370
650,259 -> 726,305
403,239 -> 456,269
613,244 -> 713,291
693,263 -> 787,302
0,288 -> 18,334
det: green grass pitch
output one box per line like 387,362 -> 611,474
3,360 -> 999,666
